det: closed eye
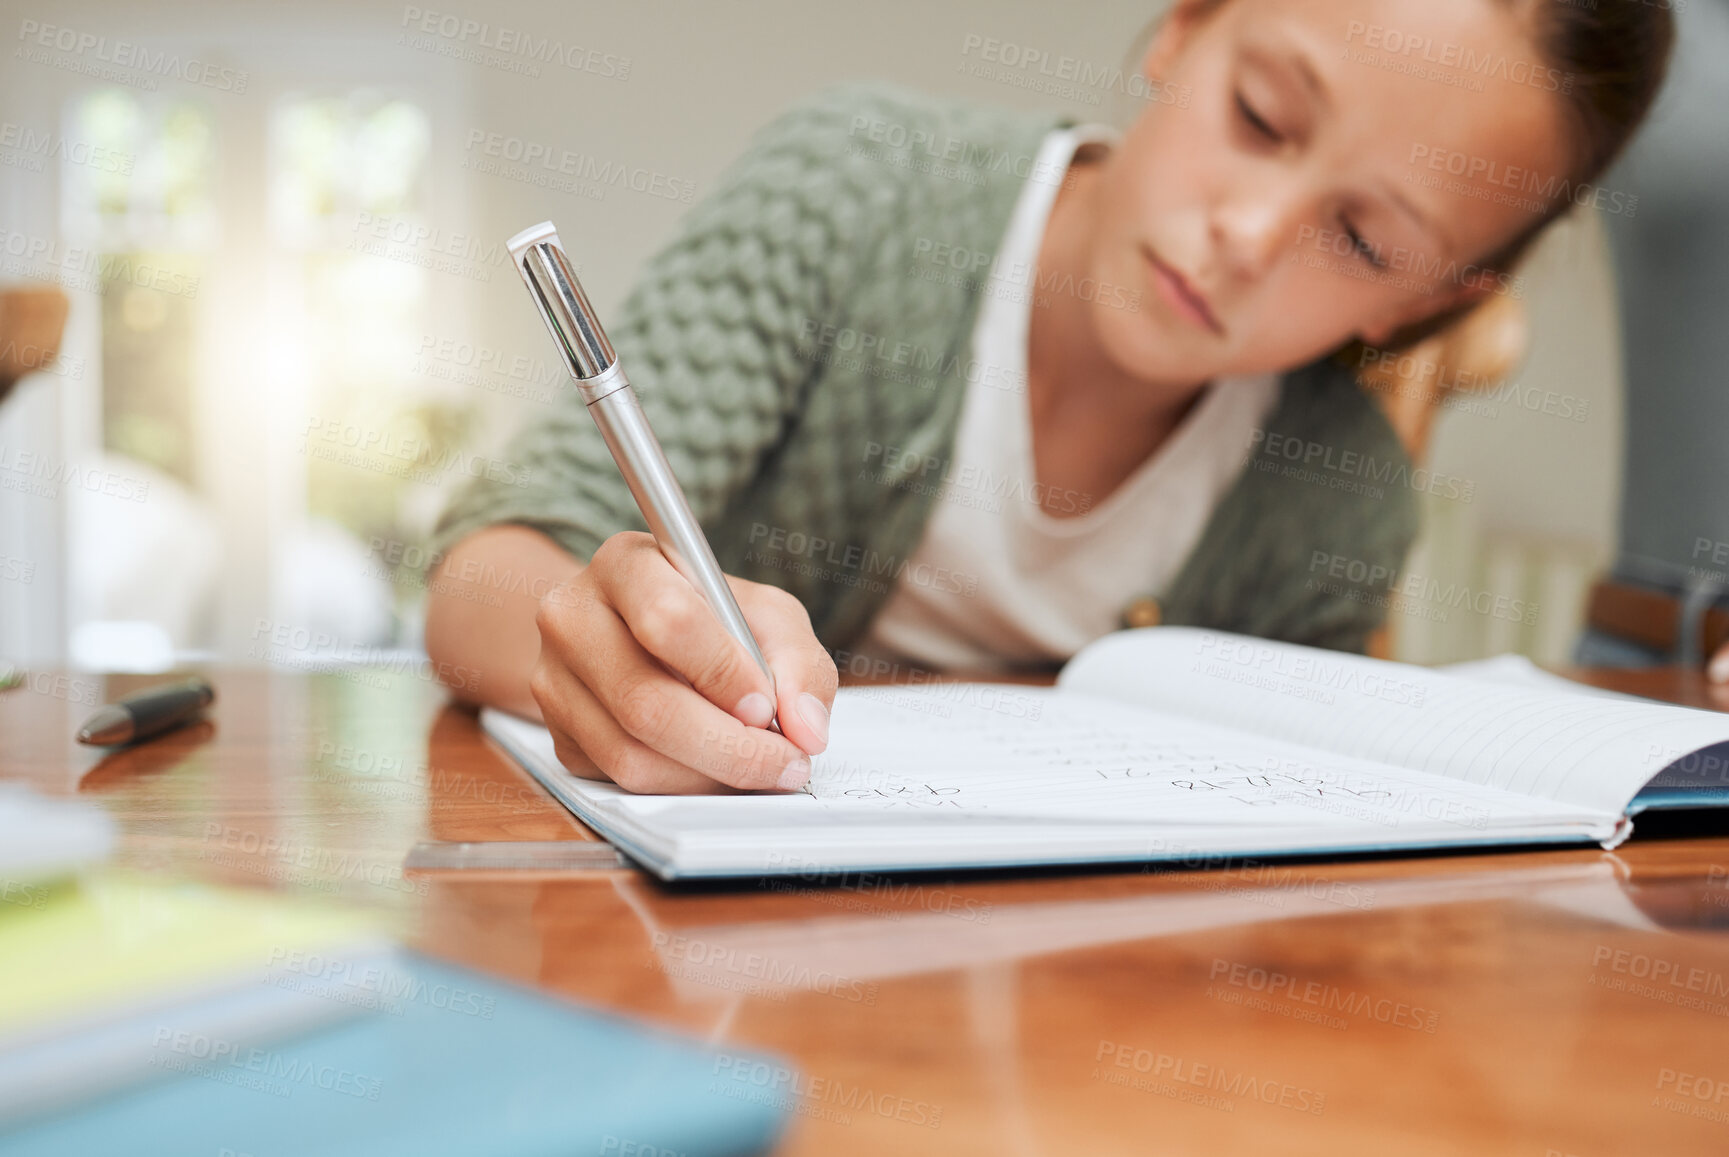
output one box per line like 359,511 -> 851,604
1234,91 -> 1280,143
1343,219 -> 1387,269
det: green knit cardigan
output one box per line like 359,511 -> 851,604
433,81 -> 1419,658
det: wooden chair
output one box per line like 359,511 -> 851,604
0,286 -> 71,406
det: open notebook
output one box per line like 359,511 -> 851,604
482,628 -> 1729,879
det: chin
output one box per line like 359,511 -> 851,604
1089,285 -> 1220,386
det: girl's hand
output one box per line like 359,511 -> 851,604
529,531 -> 836,793
1710,642 -> 1729,685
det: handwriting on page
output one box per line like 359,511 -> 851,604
811,685 -> 1527,831
834,784 -> 964,809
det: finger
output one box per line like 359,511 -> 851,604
737,581 -> 838,757
532,656 -> 732,794
597,535 -> 777,728
1710,645 -> 1729,685
541,595 -> 812,791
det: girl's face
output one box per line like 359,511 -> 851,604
1083,0 -> 1572,386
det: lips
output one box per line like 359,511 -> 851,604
1141,244 -> 1223,336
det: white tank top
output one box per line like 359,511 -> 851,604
853,124 -> 1280,672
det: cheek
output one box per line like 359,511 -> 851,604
1237,258 -> 1397,367
1120,104 -> 1217,215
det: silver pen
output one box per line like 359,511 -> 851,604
507,221 -> 781,730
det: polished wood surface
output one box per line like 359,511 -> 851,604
7,664 -> 1729,1155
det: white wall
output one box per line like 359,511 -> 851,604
0,0 -> 1625,665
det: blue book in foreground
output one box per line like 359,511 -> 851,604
0,952 -> 791,1157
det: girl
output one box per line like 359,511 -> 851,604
424,0 -> 1673,793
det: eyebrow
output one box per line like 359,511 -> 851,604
1238,35 -> 1331,137
1287,46 -> 1330,112
1256,25 -> 1453,255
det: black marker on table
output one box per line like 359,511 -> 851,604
76,677 -> 215,746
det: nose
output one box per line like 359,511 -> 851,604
1209,173 -> 1304,281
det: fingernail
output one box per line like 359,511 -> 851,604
734,691 -> 774,728
797,692 -> 830,748
777,755 -> 811,791
1711,653 -> 1729,684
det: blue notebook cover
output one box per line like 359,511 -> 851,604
0,953 -> 791,1157
1629,740 -> 1729,813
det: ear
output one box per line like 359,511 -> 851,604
1357,282 -> 1489,348
1141,0 -> 1220,81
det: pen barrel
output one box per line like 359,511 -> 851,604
587,384 -> 777,692
128,678 -> 214,732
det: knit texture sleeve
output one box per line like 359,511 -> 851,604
1160,357 -> 1421,655
430,83 -> 900,564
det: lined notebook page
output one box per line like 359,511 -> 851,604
1059,628 -> 1729,815
483,693 -> 1604,853
800,687 -> 1591,833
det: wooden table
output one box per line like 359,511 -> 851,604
6,665 -> 1729,1155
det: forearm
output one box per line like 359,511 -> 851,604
423,525 -> 585,718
